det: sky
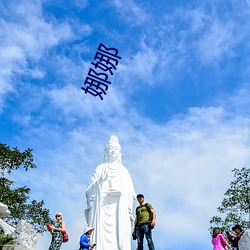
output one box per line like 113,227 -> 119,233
0,0 -> 250,249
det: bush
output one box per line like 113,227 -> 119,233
0,234 -> 14,247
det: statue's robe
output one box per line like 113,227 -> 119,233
85,163 -> 135,250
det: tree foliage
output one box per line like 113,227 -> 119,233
0,144 -> 36,175
0,234 -> 14,246
210,167 -> 250,232
0,143 -> 52,233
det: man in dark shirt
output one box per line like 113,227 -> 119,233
133,194 -> 156,250
230,225 -> 244,250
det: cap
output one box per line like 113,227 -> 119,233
136,194 -> 144,198
232,225 -> 243,231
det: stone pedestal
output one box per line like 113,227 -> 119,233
2,246 -> 26,250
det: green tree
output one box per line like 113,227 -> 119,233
210,167 -> 250,232
0,143 -> 52,233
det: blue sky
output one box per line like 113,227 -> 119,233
1,0 -> 250,249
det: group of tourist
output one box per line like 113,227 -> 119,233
47,135 -> 247,250
48,135 -> 156,250
212,224 -> 245,250
47,212 -> 96,250
79,193 -> 156,250
48,193 -> 156,250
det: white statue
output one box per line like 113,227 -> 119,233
0,203 -> 38,250
85,135 -> 136,250
13,220 -> 38,250
239,229 -> 250,250
0,202 -> 11,218
0,202 -> 15,235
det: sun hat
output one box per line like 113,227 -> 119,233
84,227 -> 95,234
55,212 -> 63,218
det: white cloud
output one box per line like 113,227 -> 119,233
120,46 -> 158,88
112,0 -> 148,26
156,7 -> 241,68
73,0 -> 87,9
189,8 -> 209,33
1,2 -> 73,58
47,83 -> 126,121
196,20 -> 235,63
0,0 -> 80,111
220,83 -> 250,115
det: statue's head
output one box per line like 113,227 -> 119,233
104,135 -> 122,163
0,202 -> 10,218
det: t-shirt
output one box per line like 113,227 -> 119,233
136,203 -> 153,225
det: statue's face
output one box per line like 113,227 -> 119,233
107,142 -> 121,160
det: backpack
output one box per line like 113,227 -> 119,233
136,203 -> 154,229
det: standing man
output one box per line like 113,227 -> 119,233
231,225 -> 244,250
133,194 -> 156,250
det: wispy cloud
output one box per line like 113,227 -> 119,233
73,0 -> 87,9
0,0 -> 84,111
112,0 -> 148,26
48,84 -> 126,120
196,20 -> 235,63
